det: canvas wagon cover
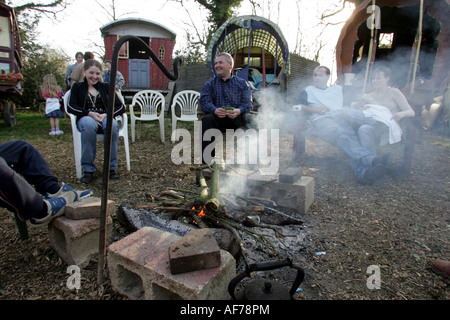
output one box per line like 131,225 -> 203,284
207,15 -> 290,78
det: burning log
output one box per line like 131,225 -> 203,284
117,204 -> 196,236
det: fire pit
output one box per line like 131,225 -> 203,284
116,162 -> 315,296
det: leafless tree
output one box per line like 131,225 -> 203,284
3,0 -> 68,18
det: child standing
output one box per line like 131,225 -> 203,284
42,74 -> 64,136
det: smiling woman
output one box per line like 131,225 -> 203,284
66,59 -> 125,184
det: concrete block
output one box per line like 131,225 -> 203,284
65,197 -> 115,220
248,174 -> 315,214
168,228 -> 221,275
246,172 -> 279,199
107,227 -> 236,300
48,216 -> 112,268
279,167 -> 302,184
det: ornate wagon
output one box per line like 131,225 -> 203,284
0,3 -> 23,127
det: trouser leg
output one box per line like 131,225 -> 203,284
78,116 -> 99,173
78,116 -> 120,172
101,118 -> 120,171
312,117 -> 375,180
290,111 -> 307,157
0,140 -> 59,195
0,157 -> 45,221
201,114 -> 244,163
358,124 -> 376,154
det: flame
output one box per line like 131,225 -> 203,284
192,206 -> 206,219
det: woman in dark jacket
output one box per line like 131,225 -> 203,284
67,59 -> 125,184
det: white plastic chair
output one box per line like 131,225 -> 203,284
129,90 -> 165,143
170,90 -> 200,143
64,90 -> 131,179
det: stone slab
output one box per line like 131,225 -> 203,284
168,228 -> 221,275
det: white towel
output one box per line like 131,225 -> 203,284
362,104 -> 402,145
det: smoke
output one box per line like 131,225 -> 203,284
218,85 -> 302,201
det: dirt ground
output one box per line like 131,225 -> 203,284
0,120 -> 448,301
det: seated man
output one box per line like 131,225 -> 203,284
292,66 -> 389,185
200,52 -> 252,164
0,140 -> 92,227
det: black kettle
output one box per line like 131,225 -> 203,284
228,258 -> 305,300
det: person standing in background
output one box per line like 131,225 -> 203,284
42,74 -> 64,136
64,52 -> 83,90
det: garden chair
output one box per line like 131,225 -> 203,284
129,90 -> 166,143
170,90 -> 200,143
63,91 -> 131,179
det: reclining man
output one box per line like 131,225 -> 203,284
292,66 -> 390,185
0,140 -> 92,227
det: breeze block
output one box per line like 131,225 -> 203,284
107,227 -> 236,300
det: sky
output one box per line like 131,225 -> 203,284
35,0 -> 355,78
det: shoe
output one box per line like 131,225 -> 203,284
109,170 -> 119,180
372,153 -> 390,167
431,260 -> 450,278
30,191 -> 77,227
45,183 -> 92,201
49,130 -> 56,136
361,164 -> 388,185
81,172 -> 93,184
56,129 -> 64,135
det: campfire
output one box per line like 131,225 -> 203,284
117,161 -> 309,267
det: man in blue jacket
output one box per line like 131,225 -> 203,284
200,52 -> 252,164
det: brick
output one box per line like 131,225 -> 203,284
168,229 -> 221,275
279,167 -> 302,184
65,197 -> 115,220
48,216 -> 112,268
107,227 -> 236,300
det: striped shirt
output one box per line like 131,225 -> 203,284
200,75 -> 252,114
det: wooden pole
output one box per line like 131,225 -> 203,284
410,0 -> 424,95
362,0 -> 377,94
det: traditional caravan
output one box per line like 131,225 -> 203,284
100,18 -> 176,95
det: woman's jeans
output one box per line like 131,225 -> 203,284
77,116 -> 119,173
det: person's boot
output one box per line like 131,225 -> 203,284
361,164 -> 388,185
431,260 -> 450,278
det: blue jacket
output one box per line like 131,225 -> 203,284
200,75 -> 252,114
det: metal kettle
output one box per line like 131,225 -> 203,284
228,258 -> 305,300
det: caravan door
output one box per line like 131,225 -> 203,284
129,59 -> 150,88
